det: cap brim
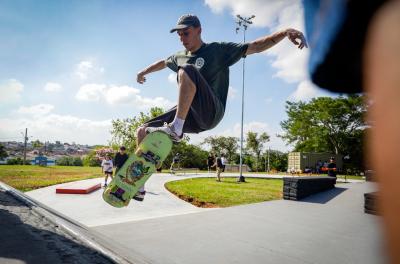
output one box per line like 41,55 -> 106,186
170,24 -> 190,33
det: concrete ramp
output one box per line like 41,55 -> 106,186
56,181 -> 101,194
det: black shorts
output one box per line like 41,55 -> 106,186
143,64 -> 225,134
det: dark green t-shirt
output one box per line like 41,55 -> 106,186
165,42 -> 248,107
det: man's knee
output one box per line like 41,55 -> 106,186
136,126 -> 147,142
178,64 -> 197,84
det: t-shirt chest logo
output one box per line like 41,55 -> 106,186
194,57 -> 205,69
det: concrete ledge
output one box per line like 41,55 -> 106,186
283,176 -> 336,200
364,191 -> 379,215
56,182 -> 101,194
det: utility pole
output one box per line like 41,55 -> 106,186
235,14 -> 255,182
23,128 -> 28,165
267,147 -> 270,173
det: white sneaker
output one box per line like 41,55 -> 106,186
132,190 -> 146,202
145,123 -> 183,142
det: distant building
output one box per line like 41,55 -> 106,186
32,156 -> 56,166
288,152 -> 343,173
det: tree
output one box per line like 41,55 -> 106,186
82,151 -> 101,167
7,157 -> 30,165
202,136 -> 239,163
245,132 -> 270,172
262,150 -> 288,172
73,157 -> 83,166
32,139 -> 44,149
164,140 -> 208,170
280,95 -> 367,170
0,144 -> 8,159
110,107 -> 165,152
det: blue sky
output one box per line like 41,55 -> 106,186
0,0 -> 335,151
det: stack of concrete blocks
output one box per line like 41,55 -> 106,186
283,176 -> 336,200
364,192 -> 379,215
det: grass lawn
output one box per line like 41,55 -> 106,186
0,165 -> 103,192
165,177 -> 283,208
336,175 -> 365,180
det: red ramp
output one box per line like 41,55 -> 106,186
56,181 -> 101,194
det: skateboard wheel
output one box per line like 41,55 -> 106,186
135,149 -> 143,156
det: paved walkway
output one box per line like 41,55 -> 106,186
26,173 -> 217,227
26,173 -> 362,227
26,173 -> 383,264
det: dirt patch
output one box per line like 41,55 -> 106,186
167,189 -> 219,208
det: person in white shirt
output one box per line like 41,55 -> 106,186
221,155 -> 227,172
101,156 -> 113,187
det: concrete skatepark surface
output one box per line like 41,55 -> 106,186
2,173 -> 384,263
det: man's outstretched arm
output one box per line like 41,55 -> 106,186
137,59 -> 167,84
246,28 -> 307,55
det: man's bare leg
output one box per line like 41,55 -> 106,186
136,68 -> 196,146
365,1 -> 400,263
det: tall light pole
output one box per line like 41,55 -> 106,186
235,14 -> 255,182
22,128 -> 28,165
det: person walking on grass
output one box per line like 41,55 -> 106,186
221,154 -> 227,172
212,154 -> 224,182
207,153 -> 215,173
135,14 -> 307,199
101,156 -> 113,187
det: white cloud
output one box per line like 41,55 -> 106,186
205,0 -> 295,28
17,104 -> 55,117
0,114 -> 111,146
267,42 -> 309,83
76,84 -> 107,102
289,80 -> 320,101
227,86 -> 237,100
168,73 -> 177,84
0,79 -> 24,103
75,60 -> 105,80
76,83 -> 174,110
204,0 -> 308,84
104,85 -> 140,105
44,82 -> 62,92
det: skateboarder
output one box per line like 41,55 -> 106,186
135,14 -> 307,199
113,146 -> 129,174
327,157 -> 337,179
101,156 -> 113,187
136,14 -> 307,142
207,153 -> 215,173
212,154 -> 224,182
170,152 -> 181,173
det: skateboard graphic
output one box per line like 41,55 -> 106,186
103,131 -> 173,208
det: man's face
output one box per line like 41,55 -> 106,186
120,149 -> 125,154
177,26 -> 201,51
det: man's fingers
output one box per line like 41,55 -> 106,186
299,35 -> 308,49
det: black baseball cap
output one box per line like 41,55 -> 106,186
170,14 -> 201,33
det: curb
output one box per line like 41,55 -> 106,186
0,181 -> 151,264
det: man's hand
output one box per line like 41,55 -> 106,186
285,28 -> 308,49
137,72 -> 146,84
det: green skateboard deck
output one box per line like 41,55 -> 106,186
103,131 -> 173,208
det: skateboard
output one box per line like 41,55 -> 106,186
103,131 -> 173,208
